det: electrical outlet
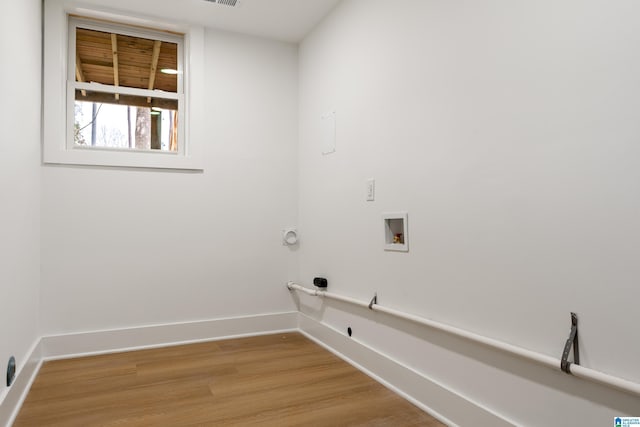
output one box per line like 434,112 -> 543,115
366,179 -> 375,201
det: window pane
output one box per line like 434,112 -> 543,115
76,27 -> 178,93
74,91 -> 178,151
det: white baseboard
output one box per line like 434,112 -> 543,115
42,312 -> 298,360
298,313 -> 514,427
0,339 -> 43,427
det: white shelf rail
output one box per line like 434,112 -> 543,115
286,281 -> 640,398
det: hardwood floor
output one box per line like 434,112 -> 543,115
14,333 -> 443,426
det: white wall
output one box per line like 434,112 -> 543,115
40,28 -> 299,335
298,0 -> 640,425
0,0 -> 41,407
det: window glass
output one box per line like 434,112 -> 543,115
72,24 -> 181,152
74,92 -> 178,151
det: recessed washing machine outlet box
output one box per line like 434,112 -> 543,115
383,212 -> 408,252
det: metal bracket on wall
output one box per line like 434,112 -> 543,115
368,293 -> 377,310
560,312 -> 579,374
6,356 -> 16,387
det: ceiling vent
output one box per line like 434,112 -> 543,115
204,0 -> 239,6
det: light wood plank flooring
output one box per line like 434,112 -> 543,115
14,333 -> 443,426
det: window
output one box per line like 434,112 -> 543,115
71,20 -> 182,153
44,3 -> 205,169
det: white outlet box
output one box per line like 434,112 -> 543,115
383,212 -> 408,252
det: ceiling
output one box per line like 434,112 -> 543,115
189,0 -> 342,42
76,0 -> 342,43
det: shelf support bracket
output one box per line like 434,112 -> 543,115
368,293 -> 377,310
561,312 -> 579,374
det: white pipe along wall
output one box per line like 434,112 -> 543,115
297,0 -> 640,425
288,283 -> 640,397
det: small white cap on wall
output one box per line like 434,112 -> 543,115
282,228 -> 298,246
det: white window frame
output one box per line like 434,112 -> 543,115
44,1 -> 205,170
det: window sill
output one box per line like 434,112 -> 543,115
43,146 -> 204,170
